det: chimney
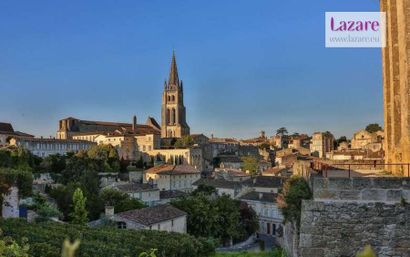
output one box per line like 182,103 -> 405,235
132,115 -> 137,132
105,206 -> 114,218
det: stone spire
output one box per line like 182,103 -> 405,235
168,51 -> 179,87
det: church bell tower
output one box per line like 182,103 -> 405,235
161,51 -> 190,138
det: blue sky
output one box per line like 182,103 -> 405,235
0,0 -> 382,139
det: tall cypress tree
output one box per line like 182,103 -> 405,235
71,188 -> 88,225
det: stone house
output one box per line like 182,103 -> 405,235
208,137 -> 240,157
214,168 -> 251,182
144,164 -> 201,192
251,176 -> 283,194
146,147 -> 204,171
218,154 -> 243,169
192,178 -> 251,199
0,122 -> 33,147
9,137 -> 95,158
310,132 -> 334,158
108,182 -> 160,206
108,204 -> 187,233
275,153 -> 297,168
240,192 -> 283,237
351,129 -> 383,150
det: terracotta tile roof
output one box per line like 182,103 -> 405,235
145,164 -> 200,175
115,204 -> 186,226
262,167 -> 287,175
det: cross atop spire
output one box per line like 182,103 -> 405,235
168,50 -> 179,87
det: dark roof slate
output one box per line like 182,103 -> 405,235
240,192 -> 277,203
115,204 -> 186,226
115,183 -> 157,193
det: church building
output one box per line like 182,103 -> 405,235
161,52 -> 190,138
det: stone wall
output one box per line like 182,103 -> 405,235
299,201 -> 410,257
298,177 -> 410,257
312,177 -> 410,202
278,222 -> 299,257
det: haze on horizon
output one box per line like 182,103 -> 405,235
0,0 -> 382,139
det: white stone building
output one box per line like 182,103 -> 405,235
2,186 -> 20,218
108,182 -> 160,206
9,137 -> 95,157
146,147 -> 204,171
240,192 -> 283,237
144,164 -> 201,192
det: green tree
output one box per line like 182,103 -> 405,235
0,147 -> 42,171
100,188 -> 145,213
277,176 -> 312,228
239,202 -> 259,239
86,145 -> 120,172
40,154 -> 66,173
172,193 -> 256,245
214,195 -> 242,245
336,136 -> 347,144
174,135 -> 195,148
241,156 -> 258,176
276,127 -> 288,136
192,184 -> 217,196
71,188 -> 88,225
49,184 -> 76,220
365,123 -> 383,133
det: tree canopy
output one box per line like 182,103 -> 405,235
277,176 -> 312,229
174,135 -> 195,149
276,127 -> 288,136
171,193 -> 258,246
71,188 -> 88,225
241,156 -> 258,176
100,188 -> 145,213
365,123 -> 383,133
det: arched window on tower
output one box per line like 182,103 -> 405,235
168,95 -> 171,102
167,109 -> 171,125
172,95 -> 175,102
171,108 -> 176,124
